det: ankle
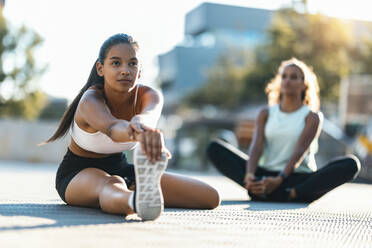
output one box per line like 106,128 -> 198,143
120,191 -> 135,215
124,205 -> 135,215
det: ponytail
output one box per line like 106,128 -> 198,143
43,61 -> 103,143
44,33 -> 138,143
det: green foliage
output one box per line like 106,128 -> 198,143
264,9 -> 353,101
185,49 -> 252,109
349,25 -> 372,74
0,90 -> 47,119
186,8 -> 364,109
0,8 -> 47,119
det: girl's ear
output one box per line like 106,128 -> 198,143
96,61 -> 104,77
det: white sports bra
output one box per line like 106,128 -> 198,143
70,120 -> 138,154
70,87 -> 139,154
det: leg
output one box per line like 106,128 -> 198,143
293,155 -> 361,202
65,168 -> 134,215
161,172 -> 220,209
262,173 -> 309,202
206,139 -> 248,187
206,139 -> 273,201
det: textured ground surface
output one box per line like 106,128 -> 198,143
0,160 -> 371,248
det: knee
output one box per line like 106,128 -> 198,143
204,187 -> 221,209
99,176 -> 129,214
103,175 -> 127,187
344,154 -> 361,179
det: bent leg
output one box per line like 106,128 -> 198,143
65,168 -> 133,215
206,139 -> 248,186
294,155 -> 361,202
161,172 -> 220,209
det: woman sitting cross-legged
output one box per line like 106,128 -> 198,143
207,58 -> 360,203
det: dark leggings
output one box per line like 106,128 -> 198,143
206,139 -> 361,203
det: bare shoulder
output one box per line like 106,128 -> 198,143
79,88 -> 105,106
137,84 -> 162,98
136,84 -> 164,105
306,111 -> 320,122
305,111 -> 321,128
75,88 -> 107,123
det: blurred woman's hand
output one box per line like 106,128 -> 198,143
250,176 -> 283,195
243,172 -> 255,190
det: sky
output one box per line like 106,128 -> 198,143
3,0 -> 372,101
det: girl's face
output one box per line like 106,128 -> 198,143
280,65 -> 305,97
97,43 -> 141,93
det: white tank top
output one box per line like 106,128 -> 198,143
258,104 -> 321,173
70,87 -> 139,154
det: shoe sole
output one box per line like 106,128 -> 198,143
133,146 -> 168,220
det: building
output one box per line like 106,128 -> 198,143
158,2 -> 372,110
158,2 -> 273,106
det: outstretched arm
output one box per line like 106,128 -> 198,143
130,86 -> 170,162
282,111 -> 322,176
77,89 -> 133,143
129,86 -> 163,131
244,108 -> 268,189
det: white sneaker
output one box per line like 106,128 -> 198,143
133,146 -> 168,220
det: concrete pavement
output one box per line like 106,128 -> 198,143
0,160 -> 371,248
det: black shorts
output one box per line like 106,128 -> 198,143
55,149 -> 135,202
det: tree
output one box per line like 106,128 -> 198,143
0,5 -> 47,119
185,48 -> 252,109
260,9 -> 354,101
186,8 -> 358,109
350,26 -> 372,75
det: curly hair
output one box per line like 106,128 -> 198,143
265,58 -> 320,112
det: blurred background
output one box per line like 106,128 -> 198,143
0,0 -> 372,182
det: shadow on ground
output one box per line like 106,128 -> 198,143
247,201 -> 308,211
221,200 -> 308,211
0,201 -> 309,232
0,203 -> 140,231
